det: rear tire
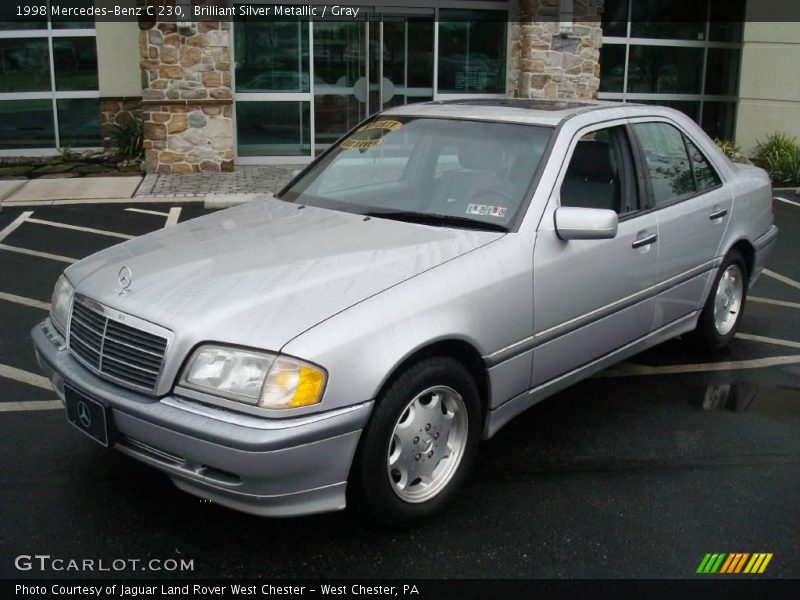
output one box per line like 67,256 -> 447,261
691,249 -> 748,350
348,356 -> 481,527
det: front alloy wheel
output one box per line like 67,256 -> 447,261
387,385 -> 469,503
349,356 -> 481,527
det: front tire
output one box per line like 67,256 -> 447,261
349,356 -> 481,527
692,249 -> 748,350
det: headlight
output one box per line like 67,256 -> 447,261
50,275 -> 74,334
180,345 -> 326,410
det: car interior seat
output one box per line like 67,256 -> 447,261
560,140 -> 621,212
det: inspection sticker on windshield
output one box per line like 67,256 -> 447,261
341,119 -> 403,150
466,204 -> 506,218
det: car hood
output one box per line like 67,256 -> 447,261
65,196 -> 503,351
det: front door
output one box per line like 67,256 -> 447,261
531,123 -> 659,388
313,9 -> 434,154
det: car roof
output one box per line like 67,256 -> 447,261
382,98 -> 659,127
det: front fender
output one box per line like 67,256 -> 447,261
281,233 -> 535,412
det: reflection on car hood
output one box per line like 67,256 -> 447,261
65,196 -> 503,350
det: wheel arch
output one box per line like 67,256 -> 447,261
374,338 -> 490,427
727,238 -> 755,283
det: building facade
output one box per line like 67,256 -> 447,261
1,0 -> 798,169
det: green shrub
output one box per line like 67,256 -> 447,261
110,118 -> 144,162
752,132 -> 800,185
714,138 -> 740,159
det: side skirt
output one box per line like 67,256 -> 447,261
481,311 -> 700,439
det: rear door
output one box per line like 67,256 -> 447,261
630,120 -> 733,329
531,122 -> 658,388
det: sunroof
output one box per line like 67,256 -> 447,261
436,98 -> 591,111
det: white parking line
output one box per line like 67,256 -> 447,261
749,296 -> 800,311
735,333 -> 800,350
25,218 -> 134,240
763,269 -> 800,292
164,206 -> 182,228
0,291 -> 50,311
775,196 -> 800,208
0,243 -> 76,263
0,210 -> 33,242
126,207 -> 169,217
0,363 -> 51,390
599,355 -> 800,377
0,400 -> 62,412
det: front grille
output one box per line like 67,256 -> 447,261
68,297 -> 169,393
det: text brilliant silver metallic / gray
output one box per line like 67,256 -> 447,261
32,100 -> 777,518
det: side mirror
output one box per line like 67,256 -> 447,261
554,206 -> 618,240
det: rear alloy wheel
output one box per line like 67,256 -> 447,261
349,357 -> 481,527
692,250 -> 747,349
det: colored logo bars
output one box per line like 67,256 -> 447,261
696,553 -> 773,574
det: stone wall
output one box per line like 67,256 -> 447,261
139,14 -> 234,174
99,97 -> 143,149
509,0 -> 604,100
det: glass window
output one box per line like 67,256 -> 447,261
283,117 -> 552,230
438,11 -> 507,94
561,127 -> 635,214
236,101 -> 310,157
53,37 -> 98,91
599,44 -> 625,93
0,99 -> 55,149
601,0 -> 629,37
0,38 -> 50,92
52,0 -> 95,29
57,98 -> 100,147
634,122 -> 696,205
234,20 -> 309,93
701,102 -> 737,141
685,138 -> 721,192
626,46 -> 703,94
630,0 -> 708,41
709,0 -> 745,42
704,48 -> 740,96
0,17 -> 47,30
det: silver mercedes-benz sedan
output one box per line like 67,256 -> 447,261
32,100 -> 777,525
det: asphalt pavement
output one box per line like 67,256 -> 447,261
0,197 -> 798,579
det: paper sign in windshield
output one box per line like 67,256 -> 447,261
340,119 -> 403,150
467,204 -> 507,218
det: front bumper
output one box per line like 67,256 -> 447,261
32,319 -> 372,517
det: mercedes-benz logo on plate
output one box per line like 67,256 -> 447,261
77,400 -> 92,428
118,266 -> 132,294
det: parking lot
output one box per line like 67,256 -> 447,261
0,197 -> 798,579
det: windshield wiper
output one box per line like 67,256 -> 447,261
363,210 -> 509,232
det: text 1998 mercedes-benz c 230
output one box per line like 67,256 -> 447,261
33,100 -> 777,525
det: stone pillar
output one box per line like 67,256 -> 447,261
139,8 -> 234,174
100,98 -> 143,149
509,0 -> 604,101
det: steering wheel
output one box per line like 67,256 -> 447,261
467,189 -> 517,204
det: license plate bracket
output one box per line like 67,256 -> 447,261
64,386 -> 113,448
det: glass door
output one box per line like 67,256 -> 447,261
376,11 -> 434,111
313,7 -> 434,155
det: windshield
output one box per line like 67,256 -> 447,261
280,116 -> 553,230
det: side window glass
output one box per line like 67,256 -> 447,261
560,126 -> 632,214
633,122 -> 695,206
685,138 -> 722,192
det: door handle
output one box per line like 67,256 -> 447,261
709,208 -> 728,220
632,233 -> 658,249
